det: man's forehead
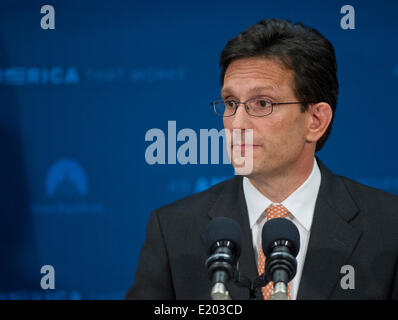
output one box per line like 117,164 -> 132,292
224,57 -> 288,75
221,58 -> 294,96
221,85 -> 276,96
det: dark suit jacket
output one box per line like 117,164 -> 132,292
126,158 -> 398,299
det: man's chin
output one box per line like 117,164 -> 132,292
229,147 -> 255,176
231,161 -> 255,176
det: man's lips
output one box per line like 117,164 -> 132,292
232,144 -> 260,149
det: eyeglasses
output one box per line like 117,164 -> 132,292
211,98 -> 316,117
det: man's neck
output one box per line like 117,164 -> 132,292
247,157 -> 315,203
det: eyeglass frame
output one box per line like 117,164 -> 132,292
210,98 -> 318,117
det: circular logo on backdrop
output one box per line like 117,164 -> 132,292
31,158 -> 105,215
45,159 -> 88,198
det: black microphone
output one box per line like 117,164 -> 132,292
203,217 -> 242,300
261,218 -> 300,300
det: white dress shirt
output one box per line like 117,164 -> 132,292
243,158 -> 321,300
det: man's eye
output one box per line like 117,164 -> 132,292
258,99 -> 268,107
251,99 -> 270,108
225,100 -> 237,108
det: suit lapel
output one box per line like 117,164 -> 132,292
297,158 -> 362,299
207,176 -> 259,300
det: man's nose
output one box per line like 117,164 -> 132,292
231,104 -> 251,129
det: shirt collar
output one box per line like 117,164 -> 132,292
243,158 -> 321,232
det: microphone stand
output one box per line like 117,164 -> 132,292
233,271 -> 269,300
269,282 -> 288,300
234,272 -> 290,300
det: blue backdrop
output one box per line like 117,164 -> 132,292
1,0 -> 398,299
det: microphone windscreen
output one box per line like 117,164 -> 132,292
261,218 -> 300,258
204,217 -> 242,257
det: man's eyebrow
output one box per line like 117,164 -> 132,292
221,86 -> 275,97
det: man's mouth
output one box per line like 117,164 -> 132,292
232,144 -> 259,150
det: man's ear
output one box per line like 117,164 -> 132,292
305,102 -> 333,143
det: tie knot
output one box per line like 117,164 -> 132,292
266,203 -> 290,220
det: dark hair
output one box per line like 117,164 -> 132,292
220,19 -> 338,152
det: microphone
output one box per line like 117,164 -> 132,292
261,218 -> 300,300
203,217 -> 242,300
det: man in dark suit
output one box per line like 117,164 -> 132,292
126,19 -> 398,300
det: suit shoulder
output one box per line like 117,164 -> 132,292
339,175 -> 398,228
153,176 -> 239,219
339,175 -> 398,203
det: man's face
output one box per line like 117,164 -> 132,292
222,57 -> 312,178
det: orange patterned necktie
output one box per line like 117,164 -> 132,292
257,203 -> 291,300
